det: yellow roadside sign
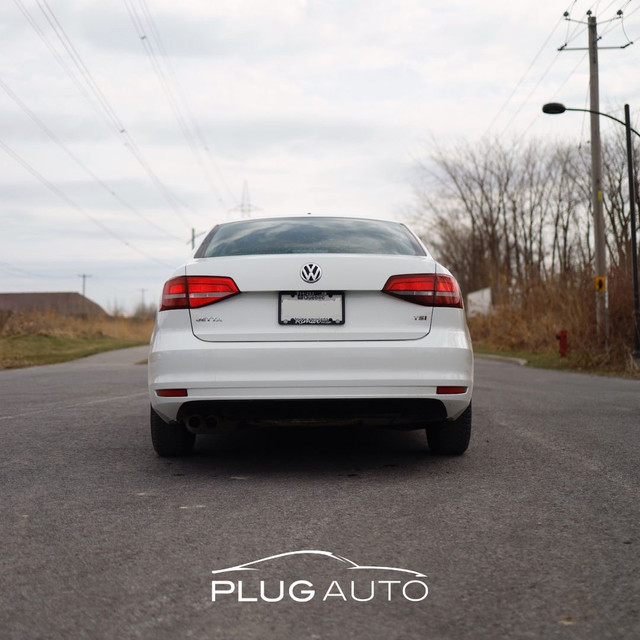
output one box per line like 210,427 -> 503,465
595,276 -> 606,292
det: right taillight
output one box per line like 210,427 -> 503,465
160,275 -> 240,311
382,273 -> 463,308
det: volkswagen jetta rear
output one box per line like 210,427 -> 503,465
148,216 -> 473,456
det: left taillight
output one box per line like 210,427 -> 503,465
382,273 -> 463,308
160,276 -> 240,311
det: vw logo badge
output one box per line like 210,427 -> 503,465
300,263 -> 322,283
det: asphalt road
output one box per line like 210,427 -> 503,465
1,348 -> 639,640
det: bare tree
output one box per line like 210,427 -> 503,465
411,136 -> 637,291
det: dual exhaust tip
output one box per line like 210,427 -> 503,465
183,413 -> 219,433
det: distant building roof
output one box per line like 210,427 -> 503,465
0,292 -> 106,317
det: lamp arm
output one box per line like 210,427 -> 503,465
564,107 -> 640,139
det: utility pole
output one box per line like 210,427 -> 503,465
190,228 -> 207,250
588,14 -> 610,346
78,273 -> 92,298
557,7 -> 636,348
559,10 -> 612,345
625,104 -> 640,359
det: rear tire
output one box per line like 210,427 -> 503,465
150,406 -> 195,457
426,403 -> 471,455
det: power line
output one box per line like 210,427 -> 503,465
137,0 -> 239,207
15,0 -> 198,226
620,6 -> 636,43
518,50 -> 590,139
0,136 -> 174,268
483,13 -> 567,137
0,75 -> 184,243
498,51 -> 566,137
503,1 -> 636,137
483,1 -> 592,139
35,0 -> 124,134
559,2 -> 633,49
0,261 -> 69,279
35,0 -> 198,225
123,0 -> 235,210
12,0 -> 104,129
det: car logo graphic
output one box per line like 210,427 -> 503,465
300,263 -> 322,283
211,550 -> 427,577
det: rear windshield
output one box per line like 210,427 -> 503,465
195,217 -> 426,258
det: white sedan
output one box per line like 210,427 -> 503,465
148,216 -> 473,456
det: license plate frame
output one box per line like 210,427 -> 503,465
279,291 -> 345,325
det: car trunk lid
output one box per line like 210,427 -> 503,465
185,254 -> 438,342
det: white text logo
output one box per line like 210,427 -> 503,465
210,550 -> 428,603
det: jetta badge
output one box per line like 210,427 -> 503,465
300,263 -> 322,283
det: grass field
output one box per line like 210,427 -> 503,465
0,311 -> 153,369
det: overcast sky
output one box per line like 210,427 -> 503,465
1,0 -> 639,312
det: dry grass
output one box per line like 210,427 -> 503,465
0,311 -> 153,369
468,269 -> 640,376
0,310 -> 153,340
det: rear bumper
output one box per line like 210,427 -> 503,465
148,326 -> 473,424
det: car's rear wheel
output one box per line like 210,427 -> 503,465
150,406 -> 196,457
426,403 -> 471,455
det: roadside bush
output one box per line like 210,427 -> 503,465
468,267 -> 638,373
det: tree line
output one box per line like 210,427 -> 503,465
413,136 -> 639,299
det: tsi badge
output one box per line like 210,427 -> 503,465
211,550 -> 428,603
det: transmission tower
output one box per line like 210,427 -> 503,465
229,181 -> 260,218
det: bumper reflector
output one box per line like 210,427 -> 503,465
157,389 -> 188,397
436,386 -> 468,395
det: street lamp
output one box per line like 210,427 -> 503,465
542,102 -> 640,359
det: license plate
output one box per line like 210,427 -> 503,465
279,291 -> 345,325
